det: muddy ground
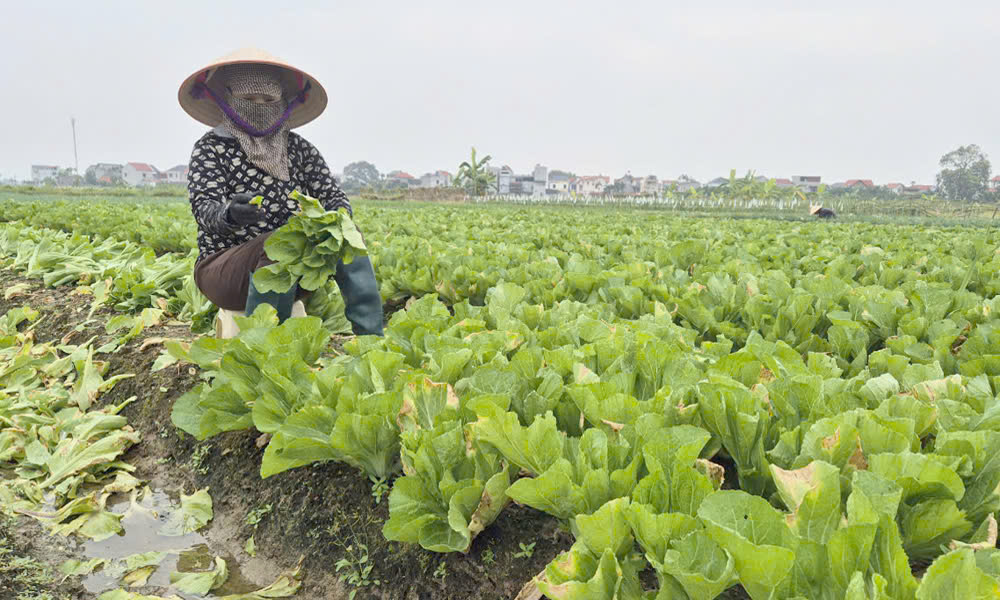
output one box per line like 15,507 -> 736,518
0,270 -> 576,600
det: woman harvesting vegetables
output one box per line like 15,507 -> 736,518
178,48 -> 383,335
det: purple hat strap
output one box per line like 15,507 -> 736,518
192,77 -> 311,137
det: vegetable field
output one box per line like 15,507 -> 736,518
2,191 -> 1000,600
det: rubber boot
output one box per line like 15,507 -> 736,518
245,272 -> 297,324
335,256 -> 384,336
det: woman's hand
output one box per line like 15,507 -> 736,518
226,193 -> 264,226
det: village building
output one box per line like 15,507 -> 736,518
123,162 -> 159,186
165,165 -> 190,185
674,176 -> 701,193
843,179 -> 875,189
88,163 -> 123,184
385,171 -> 418,188
500,164 -> 548,197
791,175 -> 822,193
417,170 -> 452,188
490,165 -> 514,194
547,171 -> 571,194
613,173 -> 641,194
31,165 -> 59,183
571,175 -> 610,196
640,175 -> 659,195
901,183 -> 935,194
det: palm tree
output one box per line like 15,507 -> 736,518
453,147 -> 496,196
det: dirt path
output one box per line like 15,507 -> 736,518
0,270 -> 572,600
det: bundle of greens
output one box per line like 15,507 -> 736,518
251,190 -> 368,293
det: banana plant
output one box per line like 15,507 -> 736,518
453,147 -> 496,196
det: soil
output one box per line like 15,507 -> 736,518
0,269 -> 574,600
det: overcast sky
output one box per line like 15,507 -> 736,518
3,1 -> 998,184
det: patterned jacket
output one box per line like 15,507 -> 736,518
187,129 -> 351,262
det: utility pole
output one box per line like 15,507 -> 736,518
71,117 -> 79,173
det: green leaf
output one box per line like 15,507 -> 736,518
899,499 -> 972,561
574,497 -> 633,558
770,460 -> 842,544
122,565 -> 156,587
471,405 -> 564,476
160,488 -> 213,536
657,530 -> 738,600
382,474 -> 442,545
60,557 -> 107,578
330,395 -> 402,481
252,263 -> 297,294
868,452 -> 965,503
122,551 -> 167,572
506,459 -> 585,520
916,548 -> 1000,599
536,547 -> 622,600
260,405 -> 341,478
170,384 -> 208,437
170,556 -> 228,595
467,467 -> 513,539
39,429 -> 139,489
698,490 -> 797,600
624,501 -> 700,564
636,425 -> 716,516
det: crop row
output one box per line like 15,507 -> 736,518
4,201 -> 1000,598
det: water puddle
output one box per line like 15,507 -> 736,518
77,488 -> 260,598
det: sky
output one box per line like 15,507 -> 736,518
2,1 -> 998,185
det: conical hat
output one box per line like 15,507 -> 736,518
178,48 -> 327,129
809,204 -> 821,215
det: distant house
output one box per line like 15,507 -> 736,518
533,164 -> 548,196
902,184 -> 935,194
509,175 -> 535,195
165,165 -> 189,185
703,177 -> 729,189
56,172 -> 80,187
547,171 -> 571,194
674,176 -> 701,193
123,162 -> 159,186
884,183 -> 904,195
990,176 -> 1000,192
385,171 -> 417,188
31,165 -> 59,183
571,175 -> 610,196
773,178 -> 795,189
844,179 -> 875,189
613,174 -> 641,195
418,170 -> 452,188
89,163 -> 123,184
640,175 -> 659,195
504,165 -> 548,197
791,175 -> 822,193
490,165 -> 514,194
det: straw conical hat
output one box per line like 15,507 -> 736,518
809,204 -> 821,215
178,48 -> 327,129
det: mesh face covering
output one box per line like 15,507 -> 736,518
218,64 -> 292,181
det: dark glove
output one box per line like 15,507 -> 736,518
226,193 -> 264,227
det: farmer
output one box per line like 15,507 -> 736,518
809,204 -> 836,219
177,48 -> 383,336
